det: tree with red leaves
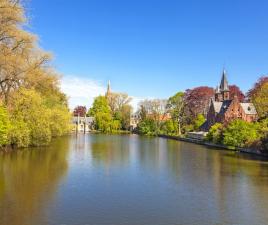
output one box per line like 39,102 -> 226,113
73,106 -> 87,117
229,85 -> 245,102
184,86 -> 214,119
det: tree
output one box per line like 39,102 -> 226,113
137,118 -> 157,136
184,86 -> 214,119
9,88 -> 52,147
108,92 -> 132,114
223,120 -> 260,148
229,85 -> 245,102
88,96 -> 111,116
166,92 -> 184,135
73,106 -> 87,117
193,114 -> 206,130
0,105 -> 10,147
247,76 -> 268,119
160,120 -> 177,135
95,112 -> 112,133
206,123 -> 223,144
0,0 -> 51,104
120,104 -> 133,130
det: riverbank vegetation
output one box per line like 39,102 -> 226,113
0,0 -> 71,148
136,76 -> 268,153
87,92 -> 132,133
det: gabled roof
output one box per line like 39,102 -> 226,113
211,100 -> 232,115
220,70 -> 229,91
212,101 -> 223,113
240,103 -> 257,115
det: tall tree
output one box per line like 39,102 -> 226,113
184,86 -> 214,119
166,92 -> 184,135
229,85 -> 245,102
0,0 -> 51,104
247,76 -> 268,118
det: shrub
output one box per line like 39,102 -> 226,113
223,120 -> 260,148
206,123 -> 223,144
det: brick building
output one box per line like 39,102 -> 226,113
201,70 -> 258,131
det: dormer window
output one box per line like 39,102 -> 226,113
248,106 -> 251,111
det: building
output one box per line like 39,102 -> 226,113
72,116 -> 95,133
201,70 -> 258,131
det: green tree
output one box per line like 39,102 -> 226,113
223,120 -> 260,148
166,92 -> 184,135
137,118 -> 157,136
206,123 -> 223,144
9,88 -> 52,147
0,105 -> 10,147
248,77 -> 268,119
95,112 -> 112,133
193,114 -> 206,130
88,96 -> 111,116
161,120 -> 177,135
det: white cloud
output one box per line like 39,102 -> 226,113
60,75 -> 154,112
60,76 -> 106,110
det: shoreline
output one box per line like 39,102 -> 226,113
158,134 -> 268,159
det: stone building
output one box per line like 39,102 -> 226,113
201,70 -> 258,131
72,116 -> 95,133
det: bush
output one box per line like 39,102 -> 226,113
223,120 -> 260,148
206,123 -> 223,144
137,119 -> 157,136
160,120 -> 177,135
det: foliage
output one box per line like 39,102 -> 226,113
247,77 -> 268,118
88,96 -> 111,116
193,114 -> 206,130
223,120 -> 260,148
184,86 -> 214,119
229,85 -> 245,102
0,1 -> 71,148
166,92 -> 185,135
73,106 -> 87,117
95,112 -> 112,133
137,119 -> 157,136
206,123 -> 223,144
9,89 -> 52,146
160,120 -> 178,135
0,105 -> 10,147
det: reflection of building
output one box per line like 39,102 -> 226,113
72,116 -> 95,132
201,70 -> 258,131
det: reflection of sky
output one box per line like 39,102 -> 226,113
1,134 -> 268,225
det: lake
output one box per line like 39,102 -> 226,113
1,134 -> 268,225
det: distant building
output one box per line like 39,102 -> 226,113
201,70 -> 258,131
72,116 -> 95,133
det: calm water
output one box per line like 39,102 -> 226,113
1,134 -> 268,225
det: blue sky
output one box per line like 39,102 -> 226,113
28,0 -> 268,108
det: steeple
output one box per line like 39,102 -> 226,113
105,80 -> 111,98
220,69 -> 229,91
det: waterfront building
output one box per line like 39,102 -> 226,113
201,70 -> 258,131
72,116 -> 95,133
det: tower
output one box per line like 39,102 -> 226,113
105,80 -> 111,98
215,69 -> 230,102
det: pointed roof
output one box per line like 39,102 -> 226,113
219,69 -> 229,91
106,80 -> 111,96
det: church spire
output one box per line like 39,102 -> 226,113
106,80 -> 111,98
220,69 -> 229,91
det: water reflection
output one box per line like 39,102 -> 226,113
1,134 -> 268,225
0,136 -> 70,225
